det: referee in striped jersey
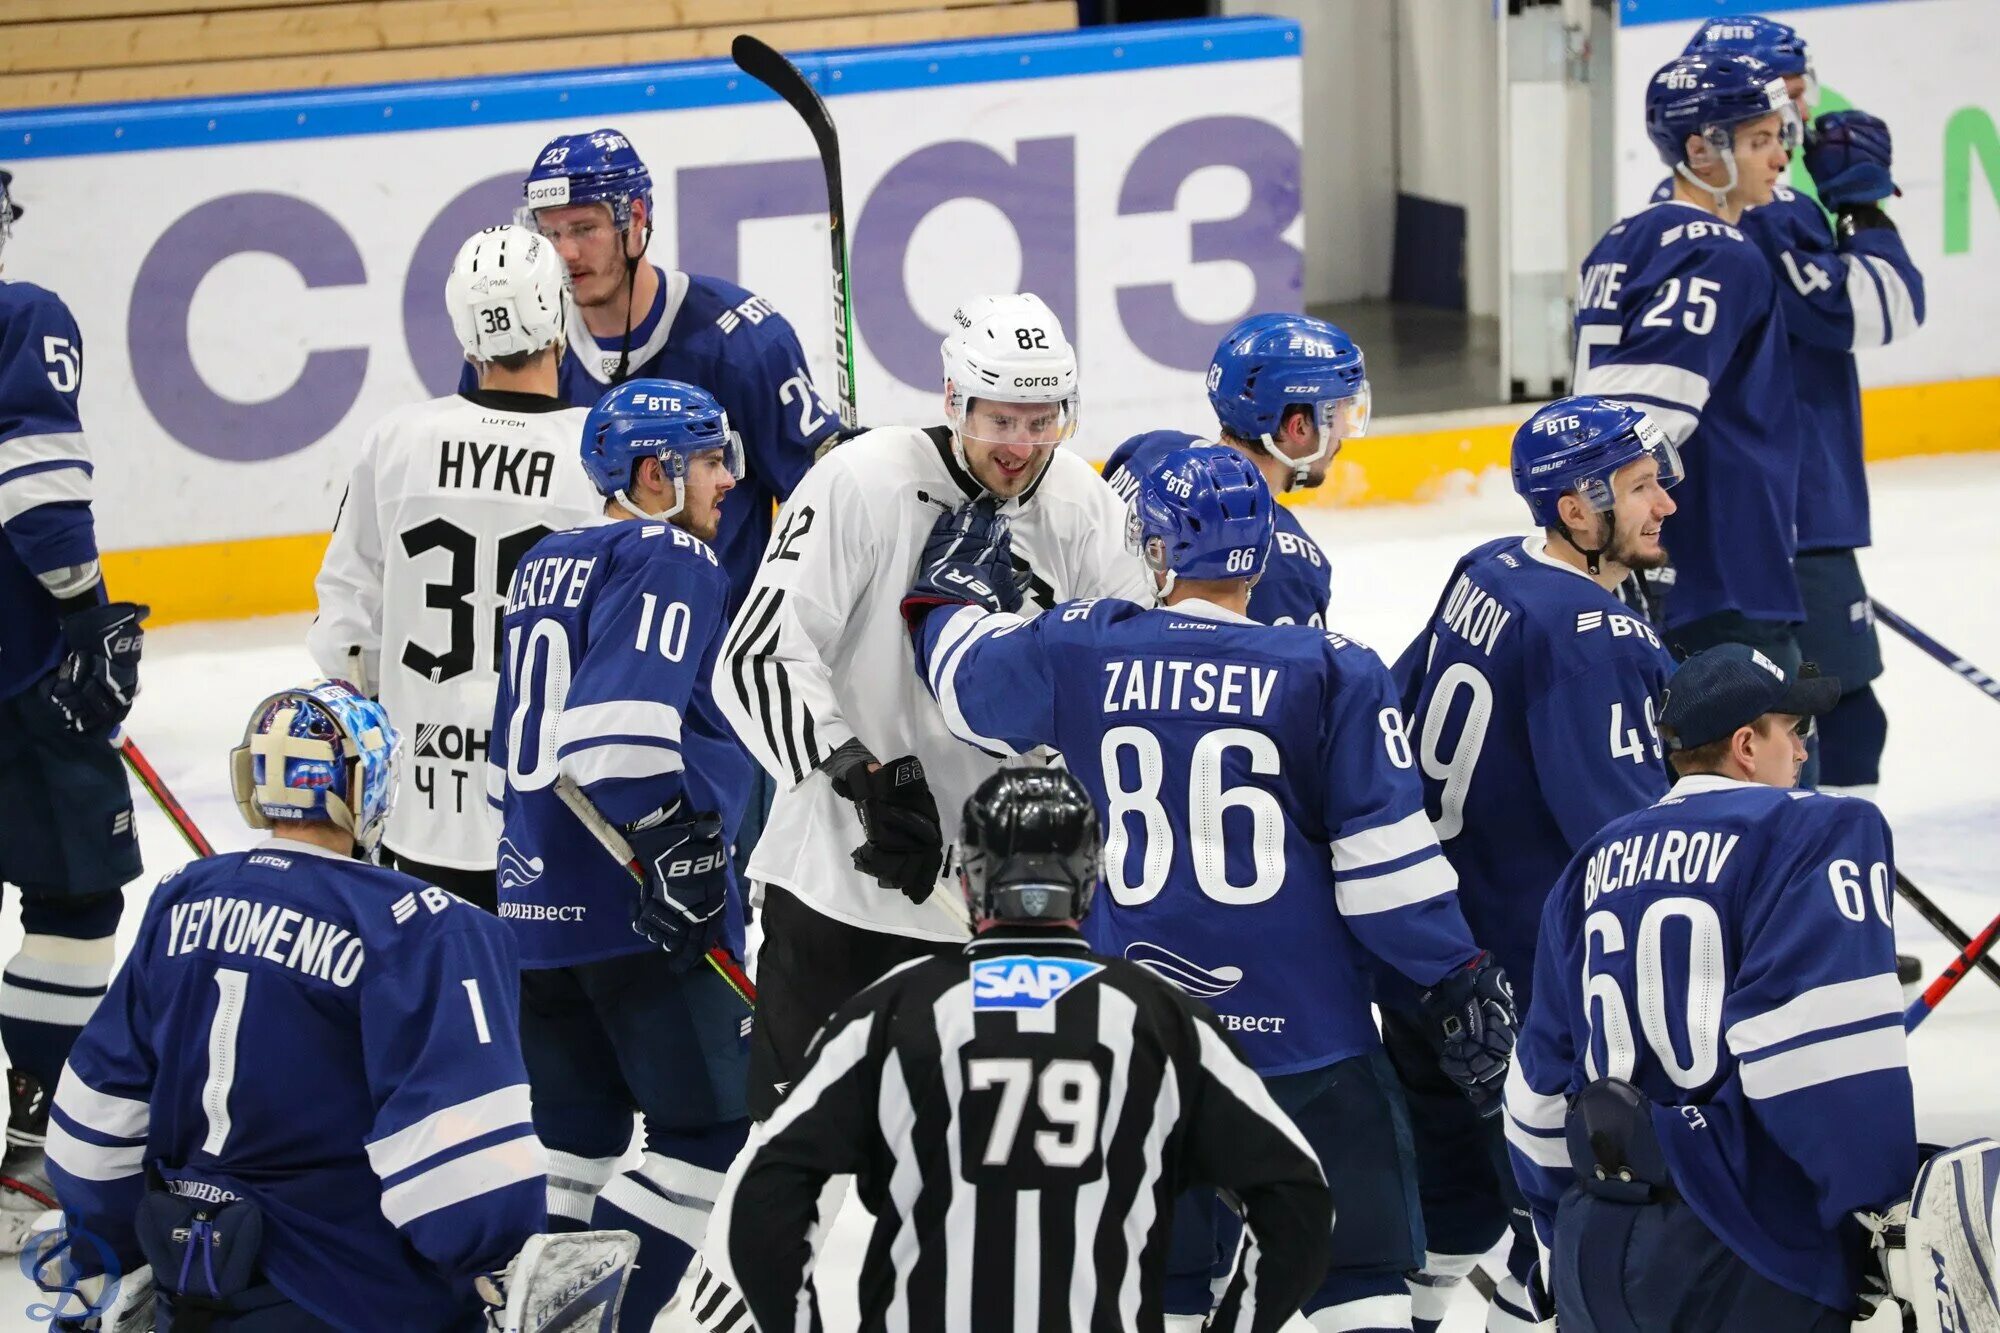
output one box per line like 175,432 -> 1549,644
710,768 -> 1331,1332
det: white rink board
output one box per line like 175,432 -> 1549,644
0,21 -> 1303,551
1615,0 -> 2000,388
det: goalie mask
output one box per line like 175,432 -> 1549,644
231,680 -> 400,851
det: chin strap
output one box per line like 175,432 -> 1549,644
609,214 -> 653,385
1555,508 -> 1618,576
1674,148 -> 1737,213
613,484 -> 684,523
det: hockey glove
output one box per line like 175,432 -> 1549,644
624,801 -> 731,972
901,498 -> 1025,633
1807,110 -> 1899,210
1419,952 -> 1518,1118
45,600 -> 148,734
822,739 -> 944,905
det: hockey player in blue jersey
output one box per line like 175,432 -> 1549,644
1574,53 -> 1804,667
488,377 -> 755,1327
483,128 -> 840,605
0,165 -> 149,1253
1386,397 -> 1680,1332
903,445 -> 1517,1332
1679,16 -> 1925,795
1104,312 -> 1368,628
1504,644 -> 1916,1331
35,679 -> 636,1331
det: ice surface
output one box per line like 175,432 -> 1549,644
2,455 -> 1993,1329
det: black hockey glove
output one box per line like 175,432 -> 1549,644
822,739 -> 944,905
45,600 -> 148,734
901,498 -> 1025,633
1419,951 -> 1518,1118
624,801 -> 730,973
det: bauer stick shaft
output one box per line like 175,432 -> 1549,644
1872,600 -> 2000,707
731,34 -> 857,433
1895,869 -> 2000,990
1905,908 -> 2000,1030
117,733 -> 215,857
552,777 -> 757,1006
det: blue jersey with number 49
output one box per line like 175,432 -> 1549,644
47,842 -> 543,1331
1104,431 -> 1333,629
1573,203 -> 1800,629
1506,779 -> 1916,1314
488,519 -> 751,968
1390,536 -> 1674,1009
917,596 -> 1480,1074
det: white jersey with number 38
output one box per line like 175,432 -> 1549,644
310,389 -> 603,870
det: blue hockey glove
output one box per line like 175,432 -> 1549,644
1419,952 -> 1518,1118
45,600 -> 148,734
624,801 -> 730,972
901,498 -> 1024,632
1806,110 -> 1898,210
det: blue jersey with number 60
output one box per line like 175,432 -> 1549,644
1390,535 -> 1675,1010
47,842 -> 543,1331
1573,202 -> 1800,629
917,596 -> 1481,1074
488,519 -> 750,968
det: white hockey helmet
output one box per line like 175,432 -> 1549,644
446,224 -> 568,363
941,293 -> 1080,456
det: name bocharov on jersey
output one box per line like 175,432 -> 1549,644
310,389 -> 603,870
717,426 -> 1151,942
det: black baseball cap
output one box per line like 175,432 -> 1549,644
1658,643 -> 1841,751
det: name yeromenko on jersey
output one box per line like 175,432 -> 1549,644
164,895 -> 365,987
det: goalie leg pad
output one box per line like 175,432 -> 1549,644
1881,1138 -> 2000,1333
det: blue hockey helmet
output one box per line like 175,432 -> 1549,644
1645,53 -> 1802,190
230,680 -> 400,850
1682,16 -> 1815,105
1512,396 -> 1684,530
580,378 -> 743,520
1207,313 -> 1370,488
521,128 -> 653,231
1127,443 -> 1275,589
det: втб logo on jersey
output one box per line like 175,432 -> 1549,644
1124,941 -> 1242,999
498,839 -> 545,891
971,955 -> 1104,1011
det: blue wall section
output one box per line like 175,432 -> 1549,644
0,16 -> 1300,160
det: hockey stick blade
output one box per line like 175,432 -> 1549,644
552,776 -> 757,1006
731,34 -> 857,432
1905,908 -> 2000,1030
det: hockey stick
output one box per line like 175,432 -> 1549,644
1905,908 -> 2000,1030
1872,600 -> 2000,707
731,34 -> 857,434
552,776 -> 757,1007
1894,869 -> 2000,991
117,733 -> 215,857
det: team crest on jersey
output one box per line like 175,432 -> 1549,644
498,839 -> 545,890
1124,941 -> 1242,1000
970,955 -> 1103,1011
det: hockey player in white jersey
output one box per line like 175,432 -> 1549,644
309,225 -> 602,910
664,295 -> 1147,1328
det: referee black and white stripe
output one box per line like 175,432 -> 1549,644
710,927 -> 1331,1332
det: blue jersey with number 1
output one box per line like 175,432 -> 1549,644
1573,203 -> 1800,629
488,519 -> 751,968
0,280 -> 97,701
917,596 -> 1479,1074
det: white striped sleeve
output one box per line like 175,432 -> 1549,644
0,447 -> 93,525
1330,811 -> 1457,915
1843,253 -> 1921,349
1501,1058 -> 1569,1169
555,699 -> 685,785
928,605 -> 1029,757
1570,362 -> 1709,445
46,1062 -> 150,1183
370,1084 -> 545,1228
379,1135 -> 548,1229
1728,973 -> 1908,1101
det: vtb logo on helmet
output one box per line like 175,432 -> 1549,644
1206,312 -> 1370,489
1127,444 -> 1275,598
520,127 -> 653,233
578,377 -> 744,523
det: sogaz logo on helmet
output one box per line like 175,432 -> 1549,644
525,178 -> 571,208
1012,375 -> 1064,390
971,955 -> 1104,1011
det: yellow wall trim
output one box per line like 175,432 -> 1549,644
107,374 -> 2000,627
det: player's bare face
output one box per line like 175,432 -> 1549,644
677,448 -> 736,542
535,203 -> 633,308
962,400 -> 1062,498
1605,455 -> 1676,570
1745,714 -> 1809,787
1731,114 -> 1790,208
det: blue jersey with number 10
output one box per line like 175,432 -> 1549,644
918,597 -> 1480,1074
488,519 -> 751,969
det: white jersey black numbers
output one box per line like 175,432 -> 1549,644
715,426 -> 1151,940
310,388 -> 602,869
711,929 -> 1331,1333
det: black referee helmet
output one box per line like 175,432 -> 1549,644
959,768 -> 1102,926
